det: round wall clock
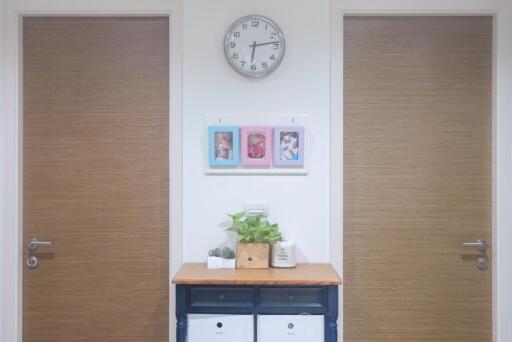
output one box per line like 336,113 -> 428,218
224,15 -> 285,78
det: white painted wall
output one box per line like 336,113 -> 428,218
182,0 -> 331,262
1,1 -> 511,342
0,2 -> 6,341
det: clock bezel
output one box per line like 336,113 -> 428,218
223,15 -> 286,78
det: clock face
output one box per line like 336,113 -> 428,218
224,15 -> 285,78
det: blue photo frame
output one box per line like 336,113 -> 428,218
208,126 -> 240,167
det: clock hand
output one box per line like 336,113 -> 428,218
254,41 -> 280,47
250,41 -> 256,63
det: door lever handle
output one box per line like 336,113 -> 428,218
26,238 -> 53,251
463,240 -> 488,253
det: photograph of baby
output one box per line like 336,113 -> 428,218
273,126 -> 304,167
215,132 -> 233,160
241,126 -> 272,167
208,126 -> 240,167
247,133 -> 266,159
279,131 -> 299,160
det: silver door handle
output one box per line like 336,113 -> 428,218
463,240 -> 488,253
26,238 -> 53,251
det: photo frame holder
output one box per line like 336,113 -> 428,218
204,114 -> 308,175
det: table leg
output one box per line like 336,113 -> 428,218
326,285 -> 339,342
176,285 -> 187,342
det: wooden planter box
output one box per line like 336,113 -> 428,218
236,243 -> 270,269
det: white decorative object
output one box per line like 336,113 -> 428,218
271,241 -> 297,268
207,256 -> 224,269
223,258 -> 236,269
207,256 -> 236,269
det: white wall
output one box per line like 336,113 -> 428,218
0,1 -> 6,340
1,1 -> 511,342
182,0 -> 331,262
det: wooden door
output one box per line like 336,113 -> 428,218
344,17 -> 492,342
23,17 -> 169,342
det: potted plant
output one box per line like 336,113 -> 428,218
207,246 -> 236,269
225,211 -> 282,269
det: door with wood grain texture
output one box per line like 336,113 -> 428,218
23,17 -> 169,342
344,17 -> 492,342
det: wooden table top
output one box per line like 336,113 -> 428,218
172,263 -> 342,285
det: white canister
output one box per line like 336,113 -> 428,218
271,241 -> 297,268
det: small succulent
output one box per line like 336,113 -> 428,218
208,248 -> 221,257
221,247 -> 235,259
208,246 -> 235,259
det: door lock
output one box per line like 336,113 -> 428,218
476,256 -> 489,270
26,256 -> 39,269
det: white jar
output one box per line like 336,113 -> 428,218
271,241 -> 297,268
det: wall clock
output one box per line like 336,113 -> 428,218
224,15 -> 285,78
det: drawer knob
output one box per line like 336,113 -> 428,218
217,322 -> 223,328
288,323 -> 294,329
219,294 -> 225,300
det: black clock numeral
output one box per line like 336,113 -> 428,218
230,42 -> 236,48
234,32 -> 240,38
273,43 -> 279,50
240,61 -> 246,67
270,32 -> 277,39
262,62 -> 268,69
252,20 -> 259,27
232,53 -> 239,59
270,54 -> 276,60
251,64 -> 257,71
265,23 -> 268,31
242,23 -> 248,30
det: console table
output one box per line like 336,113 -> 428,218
172,263 -> 341,342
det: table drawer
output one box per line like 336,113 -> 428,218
189,287 -> 255,309
259,287 -> 325,308
188,314 -> 254,342
257,315 -> 324,342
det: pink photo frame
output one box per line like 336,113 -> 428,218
240,126 -> 273,167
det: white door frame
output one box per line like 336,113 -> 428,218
0,1 -> 183,342
329,1 -> 512,342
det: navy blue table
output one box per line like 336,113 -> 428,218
173,263 -> 341,342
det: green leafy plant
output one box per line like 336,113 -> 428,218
225,211 -> 282,244
208,246 -> 235,259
